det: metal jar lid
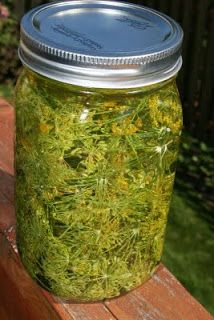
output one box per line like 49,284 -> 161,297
19,0 -> 183,89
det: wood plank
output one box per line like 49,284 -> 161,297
14,0 -> 25,18
105,265 -> 213,320
170,0 -> 181,21
144,1 -> 156,9
0,231 -> 62,320
24,0 -> 32,12
0,305 -> 10,320
0,100 -> 15,230
198,8 -> 214,138
178,0 -> 193,101
31,0 -> 43,8
0,99 -> 14,176
45,294 -> 117,320
186,0 -> 209,132
157,0 -> 169,14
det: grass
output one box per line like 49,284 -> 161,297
163,187 -> 214,315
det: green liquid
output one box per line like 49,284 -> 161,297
15,68 -> 182,300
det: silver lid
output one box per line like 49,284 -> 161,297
19,0 -> 183,88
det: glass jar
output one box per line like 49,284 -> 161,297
15,1 -> 183,301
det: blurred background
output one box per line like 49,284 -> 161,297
0,0 -> 213,315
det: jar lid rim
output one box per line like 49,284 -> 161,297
19,0 -> 183,88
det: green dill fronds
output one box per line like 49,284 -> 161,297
15,69 -> 182,301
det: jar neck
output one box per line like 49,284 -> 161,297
23,66 -> 177,96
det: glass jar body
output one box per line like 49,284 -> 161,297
15,68 -> 183,301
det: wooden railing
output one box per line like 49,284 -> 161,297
13,0 -> 214,140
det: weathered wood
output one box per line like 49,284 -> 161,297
0,100 -> 15,231
0,229 -> 116,320
46,295 -> 117,320
105,265 -> 213,320
0,231 -> 62,320
0,100 -> 213,320
0,99 -> 14,176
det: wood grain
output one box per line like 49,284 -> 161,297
0,231 -> 62,320
0,100 -> 213,319
0,99 -> 14,176
0,100 -> 15,232
105,264 -> 213,320
46,295 -> 116,320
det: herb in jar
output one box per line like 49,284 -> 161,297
16,69 -> 182,300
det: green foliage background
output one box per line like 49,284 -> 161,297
0,3 -> 20,84
163,190 -> 214,315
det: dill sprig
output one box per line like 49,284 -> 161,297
15,68 -> 182,301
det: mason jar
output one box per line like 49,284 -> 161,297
15,1 -> 183,301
